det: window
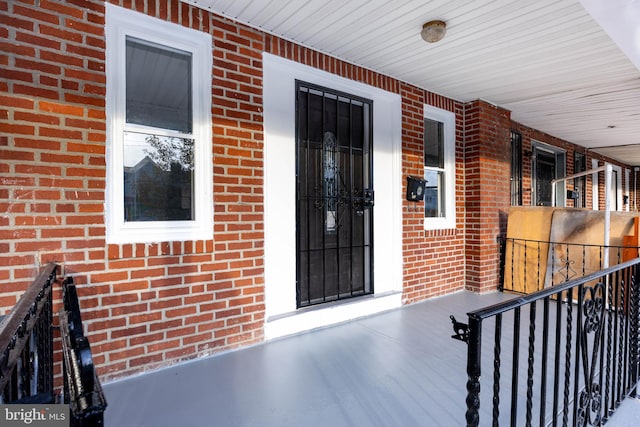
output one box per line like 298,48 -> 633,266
510,131 -> 523,206
532,141 -> 565,207
105,5 -> 212,243
423,105 -> 456,229
574,151 -> 586,208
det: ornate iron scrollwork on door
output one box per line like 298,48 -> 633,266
314,131 -> 374,232
322,131 -> 340,232
314,131 -> 348,233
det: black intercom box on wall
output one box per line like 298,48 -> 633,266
567,190 -> 579,200
406,176 -> 427,202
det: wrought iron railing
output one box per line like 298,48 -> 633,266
60,277 -> 107,427
0,263 -> 106,426
500,237 -> 638,293
0,263 -> 57,404
463,258 -> 640,426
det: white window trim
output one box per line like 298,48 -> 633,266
423,104 -> 456,230
625,168 -> 630,211
105,4 -> 213,244
531,141 -> 566,207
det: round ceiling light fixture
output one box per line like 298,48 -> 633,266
421,20 -> 447,43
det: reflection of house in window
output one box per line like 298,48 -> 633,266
124,156 -> 192,221
424,186 -> 439,217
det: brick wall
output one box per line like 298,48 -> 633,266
2,0 -> 636,383
1,0 -> 266,380
464,100 -> 512,293
0,0 -> 472,381
401,89 -> 466,303
1,0 -> 108,294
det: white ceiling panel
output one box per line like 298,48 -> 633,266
184,0 -> 640,166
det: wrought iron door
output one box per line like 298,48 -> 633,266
534,149 -> 556,206
296,82 -> 374,308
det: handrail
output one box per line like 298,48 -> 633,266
550,163 -> 613,267
474,257 -> 640,320
0,263 -> 107,426
463,257 -> 640,426
0,263 -> 57,401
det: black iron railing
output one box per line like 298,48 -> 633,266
463,258 -> 640,426
500,237 -> 638,293
60,277 -> 107,427
0,263 -> 57,404
0,263 -> 106,426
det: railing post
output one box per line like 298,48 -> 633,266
465,315 -> 482,427
60,277 -> 107,427
631,264 -> 640,398
498,236 -> 506,291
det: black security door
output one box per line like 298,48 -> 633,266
535,150 -> 556,206
296,82 -> 374,308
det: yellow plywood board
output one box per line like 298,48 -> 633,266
504,207 -> 555,293
504,207 -> 640,294
545,209 -> 640,288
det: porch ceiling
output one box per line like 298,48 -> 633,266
184,0 -> 640,166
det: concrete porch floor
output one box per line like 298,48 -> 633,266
102,290 -> 640,426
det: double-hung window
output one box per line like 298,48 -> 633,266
423,105 -> 456,230
106,4 -> 212,243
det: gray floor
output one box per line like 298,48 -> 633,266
102,291 -> 639,426
606,396 -> 640,427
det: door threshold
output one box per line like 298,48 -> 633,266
264,291 -> 402,340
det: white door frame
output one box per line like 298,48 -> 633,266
531,140 -> 566,207
262,54 -> 403,339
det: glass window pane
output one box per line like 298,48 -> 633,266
123,131 -> 194,221
424,118 -> 443,168
126,37 -> 192,133
424,169 -> 444,218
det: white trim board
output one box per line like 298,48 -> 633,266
262,53 -> 403,340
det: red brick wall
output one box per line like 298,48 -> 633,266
402,89 -> 466,303
0,0 -> 471,381
2,0 -> 636,383
463,101 -> 512,292
1,0 -> 266,380
1,0 -> 108,294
